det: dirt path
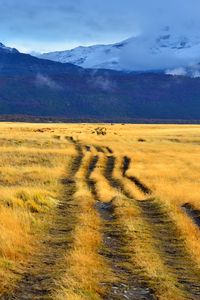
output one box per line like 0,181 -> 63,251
3,141 -> 200,300
2,149 -> 83,300
86,155 -> 155,300
122,156 -> 151,194
104,155 -> 131,198
138,199 -> 200,299
110,154 -> 200,299
182,203 -> 200,228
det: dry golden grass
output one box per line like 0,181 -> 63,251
89,147 -> 189,299
77,124 -> 200,267
112,155 -> 146,200
77,123 -> 200,299
56,197 -> 108,300
0,123 -> 76,294
1,122 -> 200,299
55,153 -> 113,300
0,206 -> 32,260
90,153 -> 119,202
114,196 -> 186,300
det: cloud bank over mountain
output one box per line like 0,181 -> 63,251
1,0 -> 200,52
37,29 -> 200,74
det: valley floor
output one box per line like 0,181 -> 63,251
0,123 -> 200,300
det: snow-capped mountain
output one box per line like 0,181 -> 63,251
37,28 -> 200,74
0,38 -> 199,121
37,41 -> 127,70
0,42 -> 19,53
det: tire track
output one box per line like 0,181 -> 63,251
122,156 -> 151,194
2,145 -> 83,300
85,145 -> 91,152
92,145 -> 113,154
104,155 -> 131,198
138,199 -> 200,299
86,155 -> 155,300
94,145 -> 105,153
105,146 -> 113,154
182,203 -> 200,228
106,154 -> 200,299
85,155 -> 99,199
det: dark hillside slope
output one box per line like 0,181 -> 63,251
0,51 -> 199,120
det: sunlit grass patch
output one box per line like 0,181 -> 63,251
1,122 -> 200,299
0,123 -> 74,295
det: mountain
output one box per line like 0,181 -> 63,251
37,28 -> 200,74
0,42 -> 19,54
37,41 -> 126,70
0,42 -> 200,122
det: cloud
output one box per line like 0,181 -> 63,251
166,67 -> 187,76
1,0 -> 200,52
166,64 -> 200,78
188,64 -> 200,78
35,73 -> 62,89
88,70 -> 116,92
93,76 -> 115,92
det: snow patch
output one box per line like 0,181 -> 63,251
34,28 -> 200,75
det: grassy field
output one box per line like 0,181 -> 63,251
0,122 -> 200,300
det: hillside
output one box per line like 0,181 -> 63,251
0,43 -> 200,121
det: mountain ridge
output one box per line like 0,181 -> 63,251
0,42 -> 199,122
36,30 -> 200,76
0,42 -> 19,54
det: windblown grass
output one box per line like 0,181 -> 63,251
55,153 -> 113,300
90,153 -> 119,202
0,123 -> 76,295
1,122 -> 200,299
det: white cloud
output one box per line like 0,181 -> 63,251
192,70 -> 200,78
35,74 -> 62,89
166,67 -> 187,76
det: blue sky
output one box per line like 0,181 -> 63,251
0,0 -> 200,53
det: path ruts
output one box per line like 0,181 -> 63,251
107,154 -> 200,299
85,155 -> 99,198
94,145 -> 105,153
122,156 -> 151,194
86,155 -> 155,300
182,203 -> 200,228
2,146 -> 83,300
138,199 -> 200,299
104,155 -> 131,198
94,145 -> 113,154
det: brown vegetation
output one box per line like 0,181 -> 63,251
0,123 -> 200,300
